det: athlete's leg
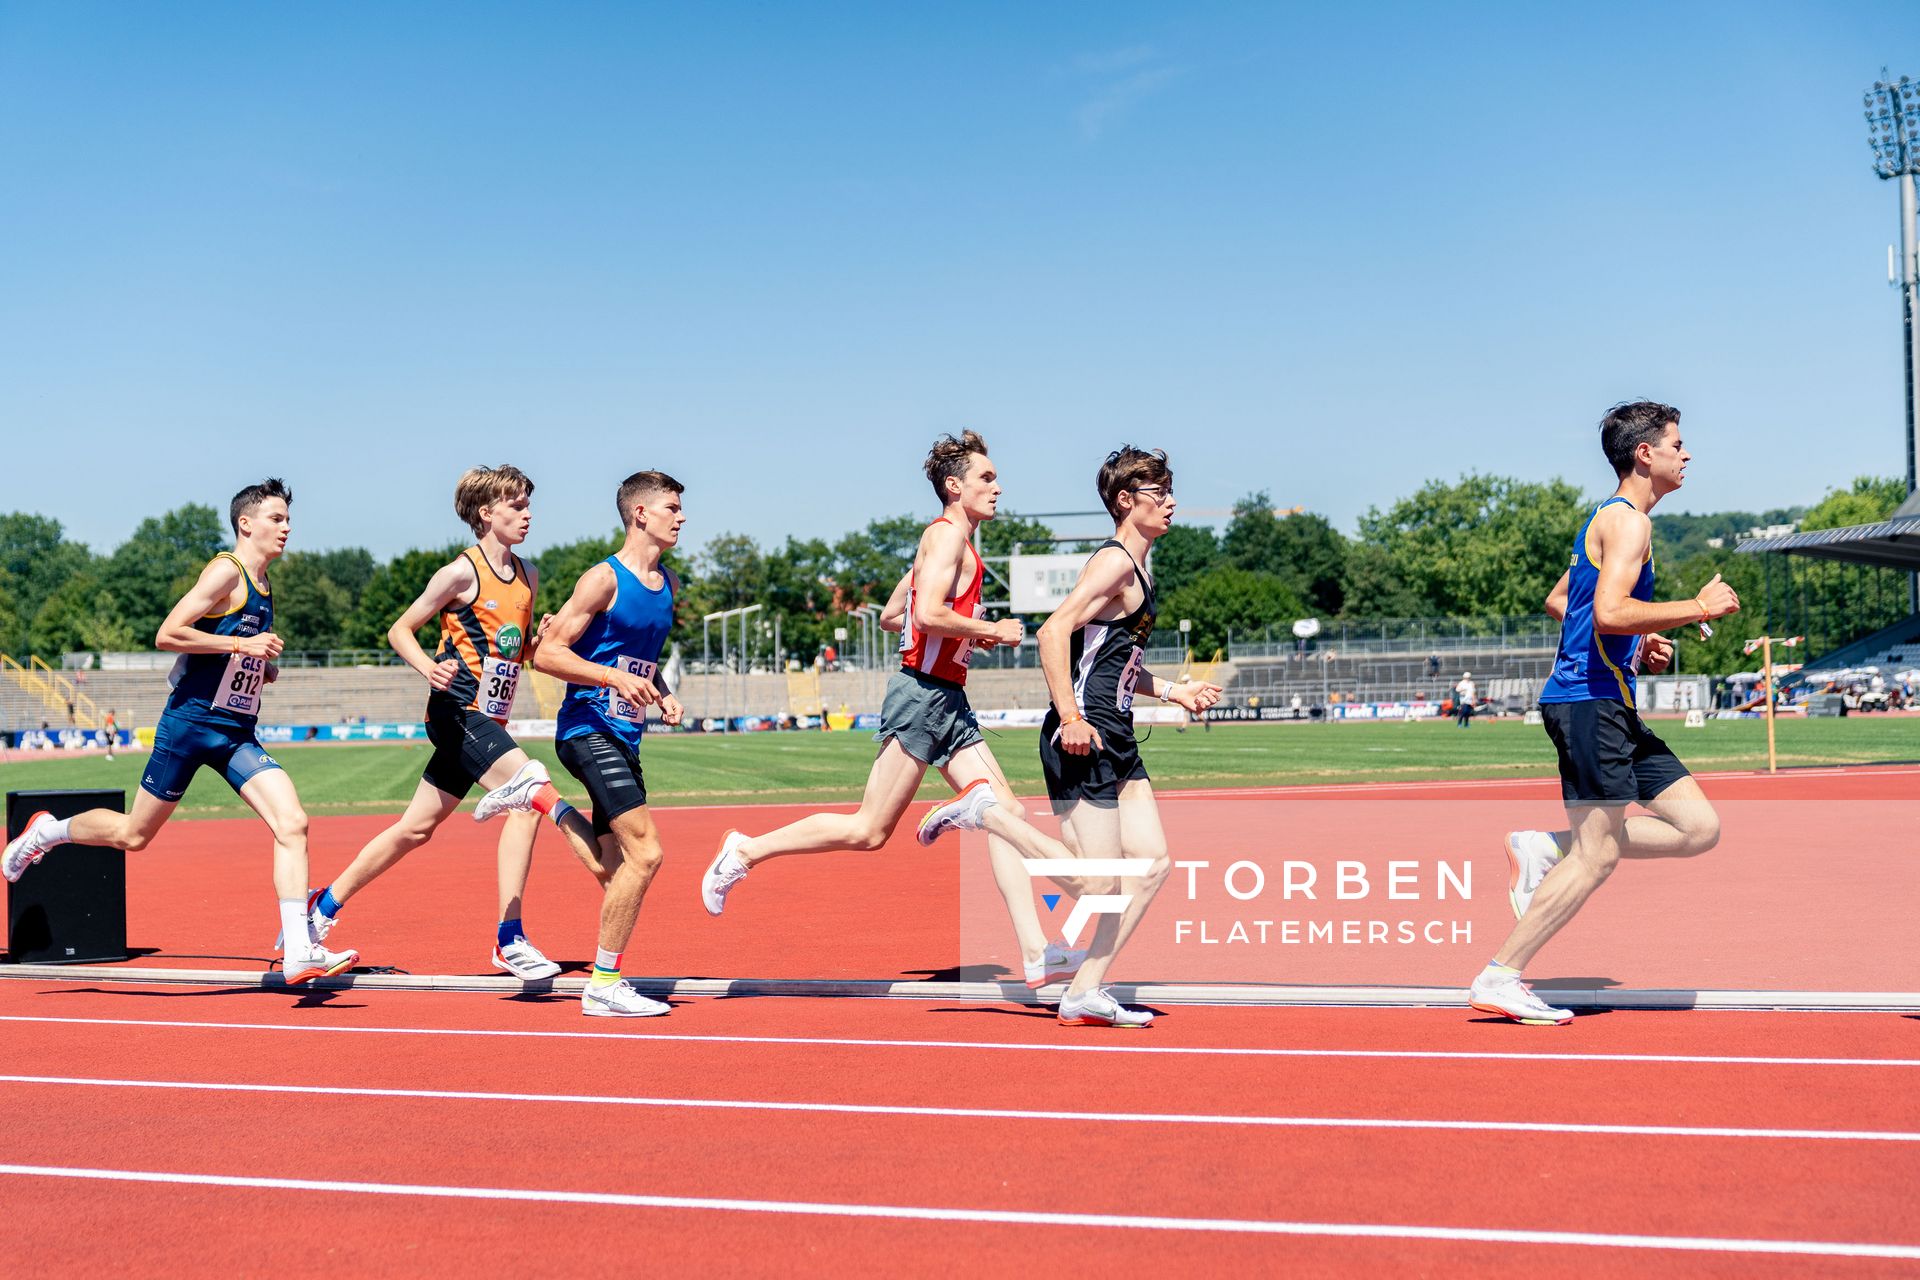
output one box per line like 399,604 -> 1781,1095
66,789 -> 178,852
326,780 -> 462,906
735,738 -> 927,864
942,742 -> 1092,895
495,809 -> 540,922
1063,778 -> 1171,997
938,742 -> 1063,966
1629,777 -> 1720,856
1493,802 -> 1624,970
1533,776 -> 1720,860
236,767 -> 316,903
597,807 -> 664,954
476,745 -> 606,877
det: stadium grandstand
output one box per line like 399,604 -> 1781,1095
1737,487 -> 1920,690
5,613 -> 1576,739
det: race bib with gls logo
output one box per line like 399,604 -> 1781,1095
608,655 -> 659,723
213,652 -> 268,716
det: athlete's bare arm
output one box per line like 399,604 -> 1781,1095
1139,667 -> 1223,713
1036,547 -> 1135,727
530,563 -> 660,708
657,567 -> 684,725
518,562 -> 544,665
156,560 -> 280,659
878,571 -> 912,633
390,556 -> 481,688
1590,506 -> 1739,635
913,521 -> 1018,645
1545,570 -> 1571,622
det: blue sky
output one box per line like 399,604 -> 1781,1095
3,2 -> 1918,559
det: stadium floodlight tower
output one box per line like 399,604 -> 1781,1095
1866,73 -> 1920,599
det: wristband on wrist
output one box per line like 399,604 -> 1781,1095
1694,595 -> 1710,623
1059,710 -> 1084,727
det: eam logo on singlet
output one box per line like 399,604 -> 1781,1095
1023,858 -> 1157,945
496,623 -> 524,661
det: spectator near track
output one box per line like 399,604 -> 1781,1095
532,469 -> 690,1018
4,479 -> 357,984
700,431 -> 1096,991
1035,446 -> 1221,1027
1469,401 -> 1741,1026
302,465 -> 603,981
1454,672 -> 1476,726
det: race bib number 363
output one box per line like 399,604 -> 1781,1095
608,655 -> 658,723
479,656 -> 521,721
214,652 -> 267,716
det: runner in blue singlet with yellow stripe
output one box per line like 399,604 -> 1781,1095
1465,402 -> 1742,1027
1540,495 -> 1657,708
2,479 -> 359,984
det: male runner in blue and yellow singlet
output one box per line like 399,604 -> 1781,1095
3,479 -> 358,984
1467,402 -> 1741,1025
532,470 -> 688,1017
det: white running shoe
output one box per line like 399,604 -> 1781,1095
582,981 -> 671,1018
1467,970 -> 1573,1026
1024,939 -> 1088,989
2,810 -> 57,884
474,759 -> 551,823
273,887 -> 336,951
1058,987 -> 1154,1028
701,830 -> 750,916
284,943 -> 359,985
493,936 -> 562,981
916,779 -> 997,846
1504,830 -> 1563,919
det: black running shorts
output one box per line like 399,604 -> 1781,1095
1539,699 -> 1690,807
1038,712 -> 1149,814
423,692 -> 521,798
555,730 -> 648,836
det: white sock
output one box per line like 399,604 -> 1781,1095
279,899 -> 312,954
39,818 -> 73,848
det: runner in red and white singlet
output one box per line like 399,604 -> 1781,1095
702,431 -> 1106,999
899,516 -> 984,685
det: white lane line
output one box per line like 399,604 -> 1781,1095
1,1163 -> 1915,1259
3,1074 -> 1914,1143
3,1013 -> 1916,1067
1152,763 -> 1920,799
600,762 -> 1920,811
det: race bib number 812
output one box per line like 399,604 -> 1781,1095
214,652 -> 267,716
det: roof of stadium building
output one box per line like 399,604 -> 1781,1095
1734,487 -> 1920,571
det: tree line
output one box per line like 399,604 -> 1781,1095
0,475 -> 1906,675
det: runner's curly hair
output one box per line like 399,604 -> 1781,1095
924,431 -> 989,503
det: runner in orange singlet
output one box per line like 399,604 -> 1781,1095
302,465 -> 605,979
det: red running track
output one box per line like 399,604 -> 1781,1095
0,984 -> 1917,1275
17,764 -> 1917,991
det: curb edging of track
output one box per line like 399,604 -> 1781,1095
1,963 -> 1916,1010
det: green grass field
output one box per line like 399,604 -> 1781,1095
3,716 -> 1914,820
